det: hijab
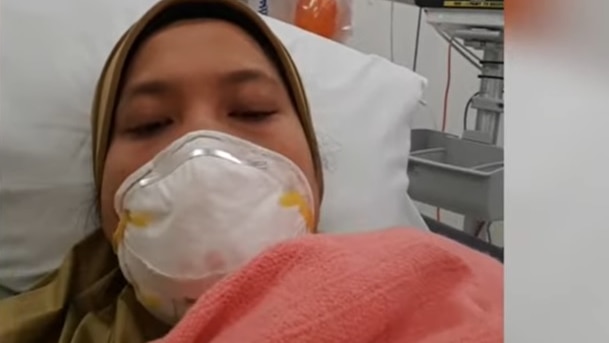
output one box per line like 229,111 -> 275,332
0,1 -> 321,342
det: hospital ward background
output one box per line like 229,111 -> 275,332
247,0 -> 506,255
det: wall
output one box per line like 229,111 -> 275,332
346,0 -> 504,246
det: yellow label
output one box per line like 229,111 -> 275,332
443,1 -> 503,8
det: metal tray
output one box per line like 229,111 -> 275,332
408,129 -> 503,220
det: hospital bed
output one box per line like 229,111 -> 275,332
396,0 -> 505,240
425,215 -> 503,262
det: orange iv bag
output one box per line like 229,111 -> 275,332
294,0 -> 339,40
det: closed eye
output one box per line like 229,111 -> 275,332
125,118 -> 173,139
229,111 -> 277,123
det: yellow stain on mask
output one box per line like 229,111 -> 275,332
134,285 -> 162,310
112,210 -> 153,250
279,191 -> 314,232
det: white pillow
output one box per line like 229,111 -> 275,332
263,19 -> 428,233
0,0 -> 427,296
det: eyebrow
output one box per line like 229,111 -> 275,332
120,69 -> 280,104
221,69 -> 279,88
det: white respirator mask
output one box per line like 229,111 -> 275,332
112,130 -> 315,324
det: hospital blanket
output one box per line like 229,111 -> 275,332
152,228 -> 503,343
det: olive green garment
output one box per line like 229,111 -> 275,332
0,230 -> 171,343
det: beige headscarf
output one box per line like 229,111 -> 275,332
0,1 -> 322,342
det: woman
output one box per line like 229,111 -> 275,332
0,0 -> 503,342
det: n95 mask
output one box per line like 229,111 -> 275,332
112,130 -> 315,324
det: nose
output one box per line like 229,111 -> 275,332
176,105 -> 230,137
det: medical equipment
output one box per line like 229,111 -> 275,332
398,0 -> 504,238
246,0 -> 353,42
404,0 -> 503,9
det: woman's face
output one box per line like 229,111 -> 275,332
100,20 -> 319,239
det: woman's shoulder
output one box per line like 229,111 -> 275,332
314,226 -> 502,266
0,230 -> 126,343
283,226 -> 503,292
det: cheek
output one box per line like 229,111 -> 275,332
99,145 -> 152,240
266,122 -> 320,212
99,170 -> 120,241
293,145 -> 320,219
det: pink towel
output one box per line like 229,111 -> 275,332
152,228 -> 503,343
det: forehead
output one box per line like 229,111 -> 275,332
125,19 -> 278,80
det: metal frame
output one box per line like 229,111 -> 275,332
427,8 -> 504,236
424,216 -> 503,262
398,5 -> 505,238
